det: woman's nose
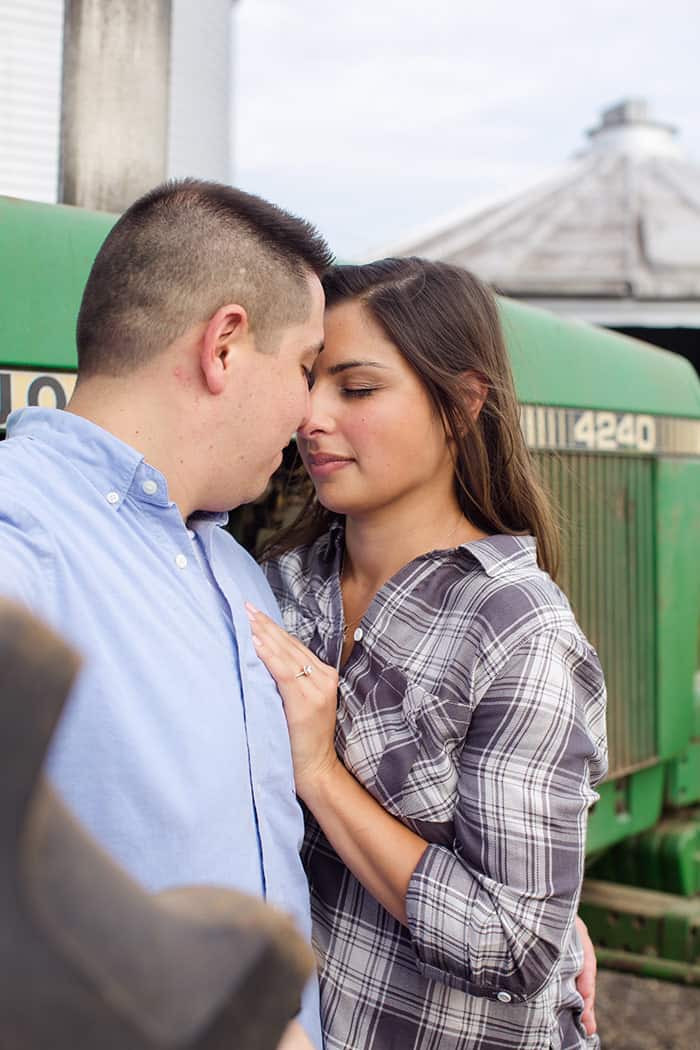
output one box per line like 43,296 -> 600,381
298,385 -> 335,438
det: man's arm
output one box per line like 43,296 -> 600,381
0,497 -> 54,614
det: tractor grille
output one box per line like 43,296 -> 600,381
534,452 -> 656,777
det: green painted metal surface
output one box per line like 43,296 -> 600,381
587,808 -> 700,896
594,948 -> 700,985
500,297 -> 700,418
0,196 -> 116,371
580,879 -> 700,982
655,461 -> 700,761
586,766 -> 665,856
667,743 -> 700,808
535,451 -> 657,778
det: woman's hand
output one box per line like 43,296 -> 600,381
245,603 -> 340,799
246,605 -> 426,925
246,605 -> 428,924
575,915 -> 597,1035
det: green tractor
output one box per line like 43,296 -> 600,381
2,194 -> 700,982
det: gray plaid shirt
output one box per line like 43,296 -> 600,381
264,527 -> 607,1050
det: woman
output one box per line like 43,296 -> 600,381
246,259 -> 607,1050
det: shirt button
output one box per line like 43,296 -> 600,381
353,627 -> 364,642
187,529 -> 195,540
142,479 -> 158,495
106,491 -> 119,505
496,991 -> 512,1003
175,554 -> 188,569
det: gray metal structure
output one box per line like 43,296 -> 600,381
392,100 -> 700,340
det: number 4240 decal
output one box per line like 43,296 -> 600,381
572,411 -> 656,452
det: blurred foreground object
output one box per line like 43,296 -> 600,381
0,598 -> 314,1049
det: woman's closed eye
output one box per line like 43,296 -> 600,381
341,386 -> 378,398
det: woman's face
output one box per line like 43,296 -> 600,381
297,299 -> 456,519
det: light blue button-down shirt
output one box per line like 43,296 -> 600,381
0,407 -> 321,1048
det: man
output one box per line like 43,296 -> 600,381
0,180 -> 330,1049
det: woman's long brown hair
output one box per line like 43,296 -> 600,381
262,257 -> 560,580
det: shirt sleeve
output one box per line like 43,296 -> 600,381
0,493 -> 55,614
405,627 -> 607,1002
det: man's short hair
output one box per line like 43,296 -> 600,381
76,179 -> 333,377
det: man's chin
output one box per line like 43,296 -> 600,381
208,458 -> 280,514
239,475 -> 274,510
198,485 -> 265,514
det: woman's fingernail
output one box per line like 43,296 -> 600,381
251,633 -> 262,647
245,601 -> 258,618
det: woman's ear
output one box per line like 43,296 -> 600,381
442,371 -> 489,449
462,371 -> 489,422
200,304 -> 249,396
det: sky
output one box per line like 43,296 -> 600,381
232,0 -> 700,260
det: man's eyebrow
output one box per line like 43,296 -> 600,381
328,360 -> 389,375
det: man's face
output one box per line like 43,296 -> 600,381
221,272 -> 325,508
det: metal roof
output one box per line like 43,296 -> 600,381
393,100 -> 700,323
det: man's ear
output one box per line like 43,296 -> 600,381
200,304 -> 250,395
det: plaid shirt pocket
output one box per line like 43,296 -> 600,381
343,670 -> 473,829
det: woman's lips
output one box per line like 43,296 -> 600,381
305,452 -> 354,477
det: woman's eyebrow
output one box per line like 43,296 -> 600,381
327,360 -> 390,375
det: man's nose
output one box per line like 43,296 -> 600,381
296,387 -> 312,432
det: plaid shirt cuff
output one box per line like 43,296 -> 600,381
405,843 -> 563,1003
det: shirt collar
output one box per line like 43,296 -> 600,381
189,509 -> 230,539
6,408 -> 228,528
321,517 -> 538,579
7,407 -> 146,508
460,533 -> 539,578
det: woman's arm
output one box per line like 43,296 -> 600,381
297,759 -> 428,925
246,604 -> 605,1003
401,627 -> 605,999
